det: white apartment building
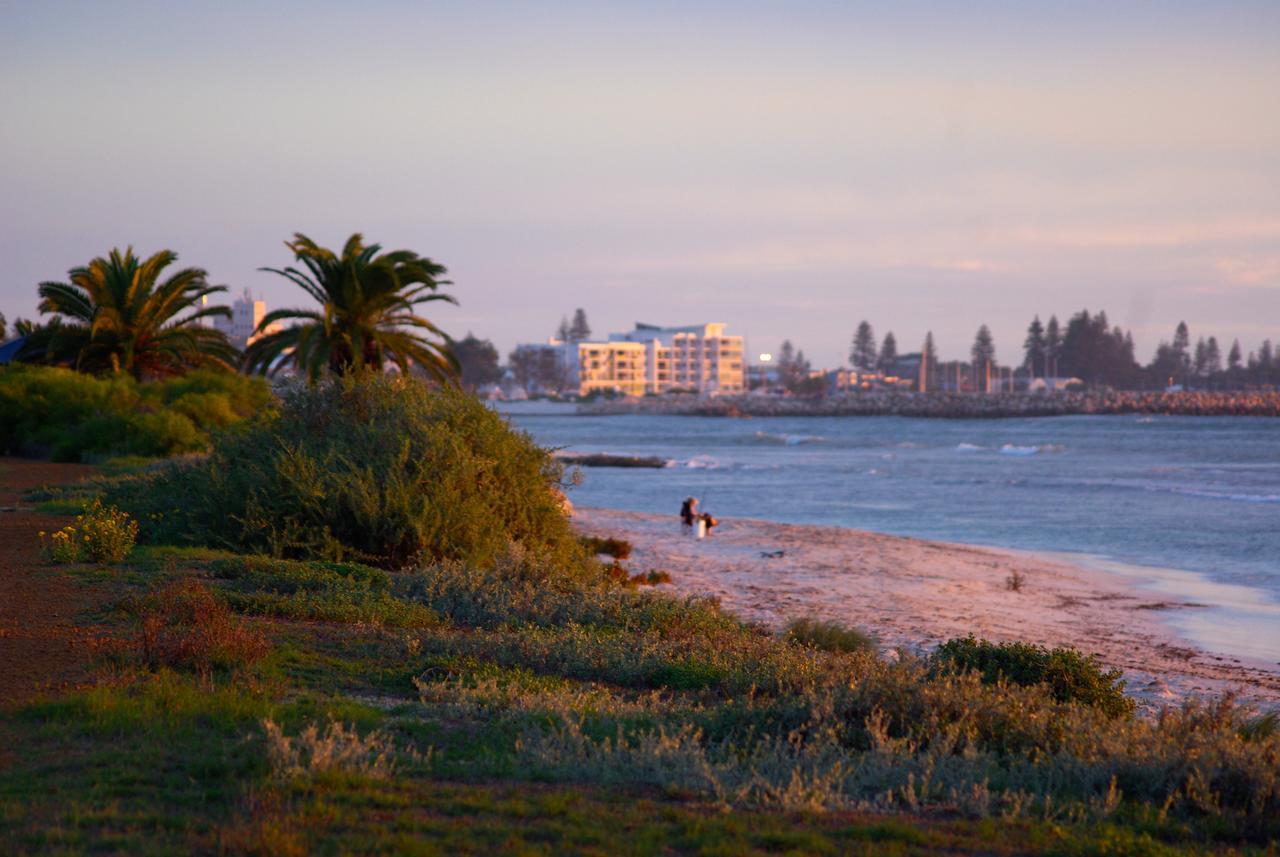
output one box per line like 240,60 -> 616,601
212,288 -> 280,350
516,322 -> 745,397
610,323 -> 744,395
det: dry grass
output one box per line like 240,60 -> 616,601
132,580 -> 271,678
262,718 -> 396,781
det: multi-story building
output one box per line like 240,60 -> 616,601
212,288 -> 280,350
513,322 -> 745,397
611,323 -> 744,395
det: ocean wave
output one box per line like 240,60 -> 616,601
955,443 -> 984,452
999,443 -> 1066,456
682,455 -> 726,469
1159,487 -> 1280,504
751,431 -> 824,446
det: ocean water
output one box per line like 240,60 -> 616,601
501,403 -> 1280,660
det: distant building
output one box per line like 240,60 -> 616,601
213,288 -> 280,350
513,322 -> 745,397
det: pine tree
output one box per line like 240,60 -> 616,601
555,316 -> 571,341
1228,339 -> 1243,372
1193,337 -> 1209,379
850,320 -> 877,372
920,332 -> 937,392
1172,322 -> 1191,381
1205,337 -> 1221,377
1045,316 -> 1061,378
877,332 -> 898,373
971,325 -> 996,393
1023,315 -> 1046,378
568,308 -> 591,342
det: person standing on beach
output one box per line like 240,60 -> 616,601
680,497 -> 698,532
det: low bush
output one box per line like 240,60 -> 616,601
630,569 -> 672,587
130,580 -> 271,677
39,525 -> 80,563
36,499 -> 139,564
212,555 -> 437,629
78,499 -> 140,563
0,364 -> 272,460
784,617 -> 876,654
580,536 -> 632,559
110,375 -> 587,570
933,635 -> 1135,718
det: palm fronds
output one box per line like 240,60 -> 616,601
245,233 -> 458,383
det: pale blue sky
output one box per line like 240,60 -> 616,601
3,1 -> 1278,365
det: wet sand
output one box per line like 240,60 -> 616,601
574,507 -> 1280,712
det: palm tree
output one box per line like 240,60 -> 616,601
36,248 -> 235,379
245,233 -> 458,382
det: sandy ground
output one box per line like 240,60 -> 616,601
574,507 -> 1280,712
0,458 -> 101,710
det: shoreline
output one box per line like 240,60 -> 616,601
573,390 -> 1280,419
573,506 -> 1280,711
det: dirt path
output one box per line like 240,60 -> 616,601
0,457 -> 100,710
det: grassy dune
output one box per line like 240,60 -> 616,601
3,378 -> 1278,854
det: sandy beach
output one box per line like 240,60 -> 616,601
574,507 -> 1280,712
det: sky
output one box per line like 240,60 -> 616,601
2,0 -> 1278,367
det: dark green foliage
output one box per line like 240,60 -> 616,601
453,333 -> 502,390
933,635 -> 1136,718
0,364 -> 273,460
630,569 -> 672,587
785,617 -> 876,654
111,375 -> 586,570
244,233 -> 458,382
33,246 -> 236,378
580,535 -> 632,559
212,555 -> 438,628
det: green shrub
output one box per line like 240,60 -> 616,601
580,536 -> 632,559
77,499 -> 140,563
784,617 -> 876,654
933,635 -> 1135,718
0,364 -> 271,460
210,555 -> 437,628
111,375 -> 587,570
37,499 -> 139,563
39,525 -> 81,563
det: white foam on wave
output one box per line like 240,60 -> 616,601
999,443 -> 1066,456
752,431 -> 824,446
683,455 -> 725,470
1162,487 -> 1280,504
955,443 -> 983,453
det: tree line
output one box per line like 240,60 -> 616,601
845,312 -> 1279,391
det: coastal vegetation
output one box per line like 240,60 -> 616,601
0,364 -> 272,460
3,376 -> 1278,853
108,375 -> 583,570
784,617 -> 877,654
934,636 -> 1135,719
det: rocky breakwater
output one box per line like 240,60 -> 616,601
578,390 -> 1280,419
